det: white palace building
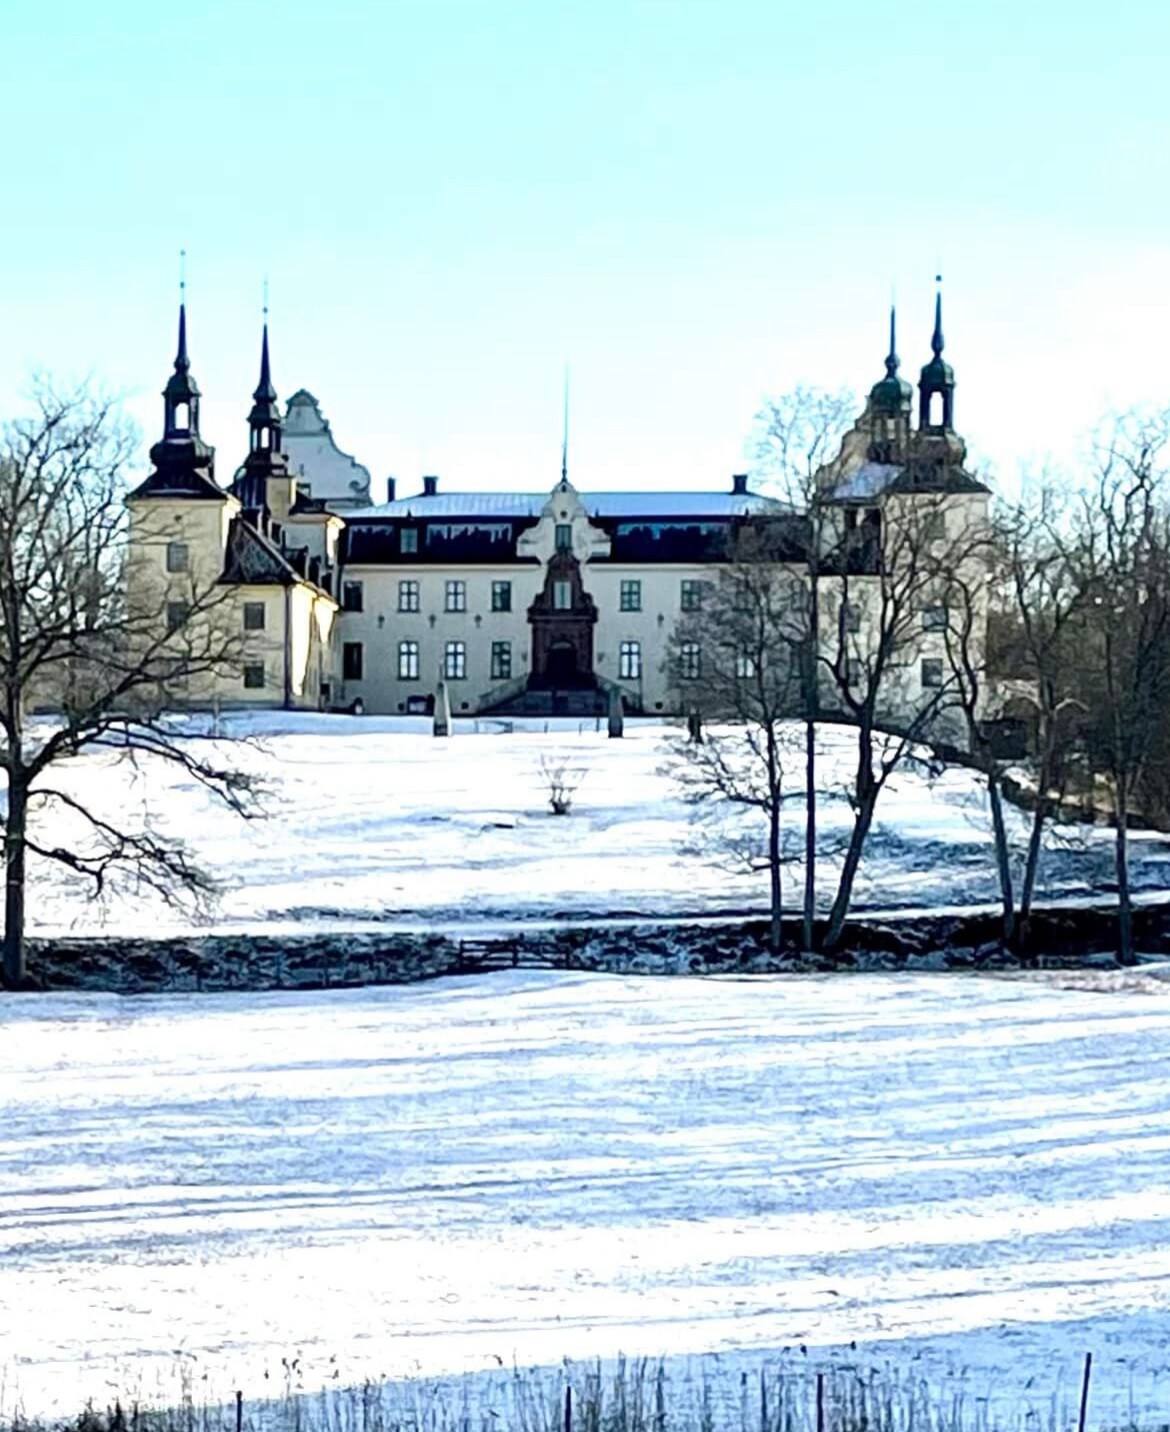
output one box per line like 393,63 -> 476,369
126,297 -> 989,720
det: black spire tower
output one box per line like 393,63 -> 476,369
136,277 -> 220,498
235,306 -> 289,518
918,278 -> 955,430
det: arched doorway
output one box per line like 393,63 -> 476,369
546,640 -> 579,686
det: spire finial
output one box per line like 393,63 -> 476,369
257,278 -> 273,394
932,273 -> 944,357
560,364 -> 570,487
885,304 -> 899,377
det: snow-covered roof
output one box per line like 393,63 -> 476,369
825,462 -> 903,502
348,489 -> 788,521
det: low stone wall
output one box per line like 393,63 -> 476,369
17,901 -> 1170,994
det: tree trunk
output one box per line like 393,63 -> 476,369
987,769 -> 1016,951
3,774 -> 28,988
802,718 -> 816,951
823,797 -> 875,954
1115,775 -> 1134,966
768,792 -> 783,953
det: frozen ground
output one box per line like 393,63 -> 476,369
2,973 -> 1170,1424
19,714 -> 1170,936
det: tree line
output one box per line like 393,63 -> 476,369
671,391 -> 1170,965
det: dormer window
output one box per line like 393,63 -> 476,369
555,523 -> 572,551
400,527 -> 418,554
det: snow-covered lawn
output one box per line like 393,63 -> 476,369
20,715 -> 1170,936
2,973 -> 1170,1424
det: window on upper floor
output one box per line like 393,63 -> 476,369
445,579 -> 467,613
736,651 -> 757,679
342,580 -> 364,613
165,541 -> 189,574
491,580 -> 512,612
398,579 -> 420,613
680,580 -> 703,612
841,600 -> 862,634
342,641 -> 363,681
921,657 -> 944,689
620,579 -> 642,612
243,601 -> 266,632
166,600 -> 190,635
922,605 -> 949,632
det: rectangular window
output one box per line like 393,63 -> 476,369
620,579 -> 642,612
398,639 -> 419,680
555,523 -> 573,551
553,580 -> 572,611
921,658 -> 944,689
166,600 -> 189,634
619,640 -> 642,680
342,580 -> 364,613
736,651 -> 757,679
922,605 -> 949,632
846,656 -> 864,687
165,541 -> 189,574
243,601 -> 266,632
841,600 -> 862,634
491,580 -> 512,613
243,662 -> 265,690
343,641 -> 364,681
400,527 -> 418,554
491,641 -> 512,680
679,641 -> 701,680
680,580 -> 703,612
398,579 -> 420,613
444,640 -> 466,680
445,579 -> 466,613
923,511 -> 947,542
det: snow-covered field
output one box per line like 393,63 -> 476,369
2,972 -> 1170,1425
22,715 -> 1170,936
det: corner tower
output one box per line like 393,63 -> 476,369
918,279 -> 956,432
234,320 -> 290,519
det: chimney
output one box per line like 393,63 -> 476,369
731,473 -> 749,495
386,476 -> 397,503
422,474 -> 438,497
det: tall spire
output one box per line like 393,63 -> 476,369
235,287 -> 288,516
885,304 -> 899,376
918,274 -> 956,431
175,249 -> 190,373
869,303 -> 911,422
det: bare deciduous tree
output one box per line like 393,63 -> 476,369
669,523 -> 806,951
0,384 -> 260,988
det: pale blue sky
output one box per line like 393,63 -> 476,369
2,0 -> 1169,496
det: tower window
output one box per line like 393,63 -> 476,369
342,642 -> 364,681
398,640 -> 420,680
921,658 -> 944,689
553,580 -> 572,611
555,523 -> 572,551
342,580 -> 364,613
620,579 -> 642,612
174,402 -> 189,430
165,541 -> 189,574
243,601 -> 266,631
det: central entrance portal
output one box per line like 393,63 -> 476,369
527,552 -> 598,691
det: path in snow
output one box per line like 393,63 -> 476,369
1,973 -> 1169,1423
